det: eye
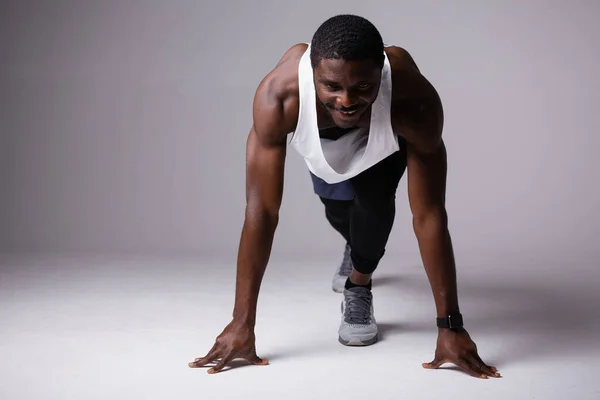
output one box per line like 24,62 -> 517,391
357,83 -> 371,90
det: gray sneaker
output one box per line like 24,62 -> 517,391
338,286 -> 379,346
332,243 -> 353,293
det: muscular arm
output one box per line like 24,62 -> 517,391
398,65 -> 500,378
189,47 -> 306,374
394,62 -> 460,319
232,127 -> 286,327
407,139 -> 459,318
231,71 -> 294,328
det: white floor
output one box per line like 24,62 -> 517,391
1,251 -> 599,400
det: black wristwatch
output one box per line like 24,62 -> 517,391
436,313 -> 464,330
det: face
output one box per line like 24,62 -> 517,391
314,57 -> 381,129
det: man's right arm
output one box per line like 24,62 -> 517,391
231,73 -> 294,328
188,49 -> 300,373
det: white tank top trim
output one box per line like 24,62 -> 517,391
289,44 -> 400,184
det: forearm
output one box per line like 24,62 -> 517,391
413,209 -> 459,318
232,207 -> 279,327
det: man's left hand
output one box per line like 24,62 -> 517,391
422,327 -> 501,379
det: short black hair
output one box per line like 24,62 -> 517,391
310,14 -> 384,69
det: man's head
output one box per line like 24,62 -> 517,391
310,14 -> 385,128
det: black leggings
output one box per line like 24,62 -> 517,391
319,145 -> 408,275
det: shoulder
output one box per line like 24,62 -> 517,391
252,43 -> 307,144
385,45 -> 439,106
385,46 -> 444,150
384,45 -> 420,72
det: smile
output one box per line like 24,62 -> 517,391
336,109 -> 359,118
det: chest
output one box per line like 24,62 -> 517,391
318,127 -> 356,140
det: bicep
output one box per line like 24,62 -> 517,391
395,66 -> 444,146
244,66 -> 296,216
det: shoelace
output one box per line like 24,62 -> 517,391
344,287 -> 372,325
339,244 -> 353,276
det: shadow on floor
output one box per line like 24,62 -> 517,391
188,266 -> 600,374
371,270 -> 600,367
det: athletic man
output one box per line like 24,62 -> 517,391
189,14 -> 501,379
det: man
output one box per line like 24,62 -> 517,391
189,14 -> 501,379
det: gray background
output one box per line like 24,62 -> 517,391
2,0 -> 598,262
2,2 -> 600,399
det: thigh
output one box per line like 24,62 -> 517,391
319,196 -> 353,217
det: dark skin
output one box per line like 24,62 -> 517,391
189,43 -> 501,379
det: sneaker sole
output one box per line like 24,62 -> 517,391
332,285 -> 344,293
338,334 -> 379,346
332,275 -> 349,293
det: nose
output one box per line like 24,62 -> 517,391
336,91 -> 358,109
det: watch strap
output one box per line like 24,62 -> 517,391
436,313 -> 464,330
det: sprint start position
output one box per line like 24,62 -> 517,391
189,14 -> 500,379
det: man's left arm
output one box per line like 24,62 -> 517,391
397,68 -> 501,379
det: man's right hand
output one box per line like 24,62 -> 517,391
188,320 -> 269,374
